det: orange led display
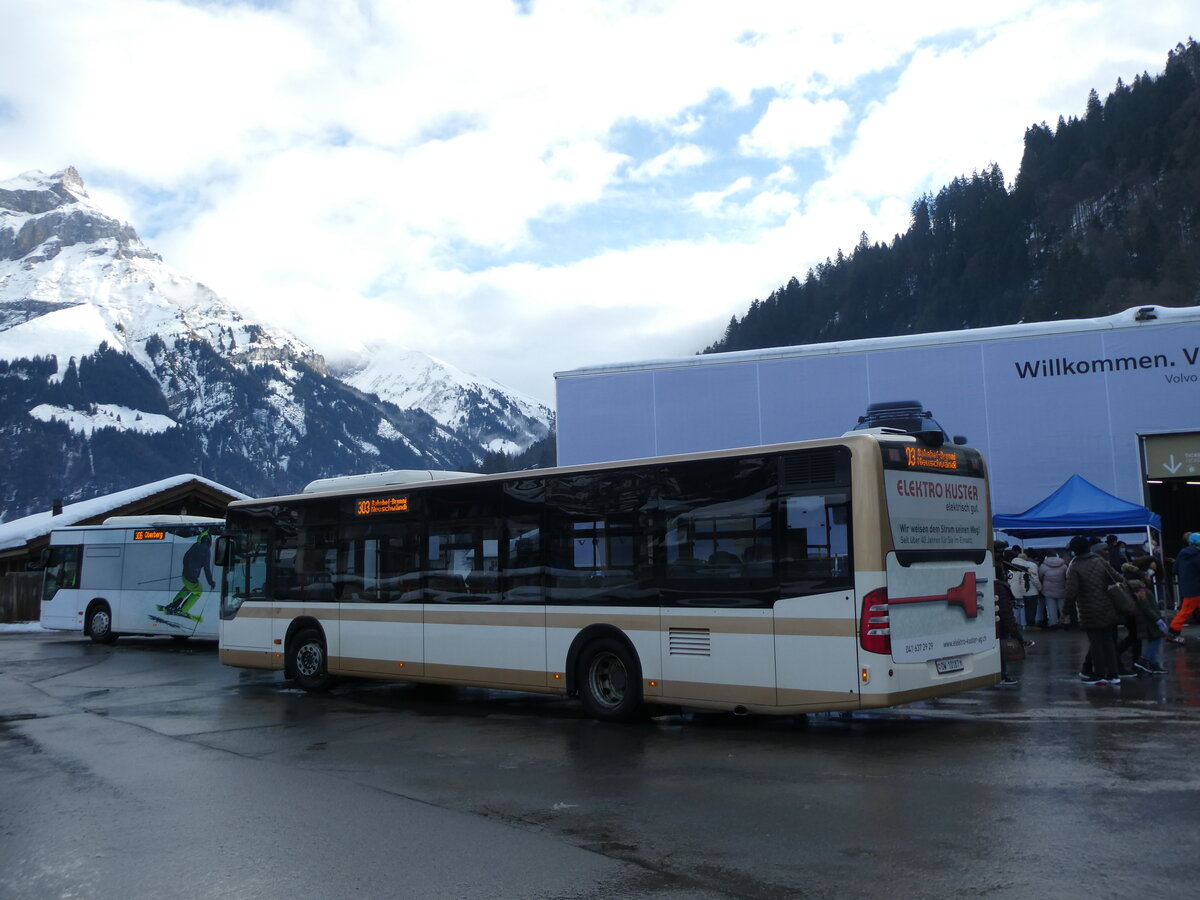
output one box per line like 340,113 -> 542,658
903,446 -> 959,471
355,496 -> 410,516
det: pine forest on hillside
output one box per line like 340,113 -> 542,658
706,39 -> 1200,355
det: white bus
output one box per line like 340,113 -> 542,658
41,516 -> 224,643
217,433 -> 999,720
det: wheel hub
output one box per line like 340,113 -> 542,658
590,653 -> 627,707
296,643 -> 322,677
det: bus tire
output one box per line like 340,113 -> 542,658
577,637 -> 643,721
288,627 -> 334,692
86,601 -> 117,644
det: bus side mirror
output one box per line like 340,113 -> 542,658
28,548 -> 50,571
214,536 -> 233,568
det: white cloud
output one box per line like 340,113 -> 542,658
691,176 -> 754,217
631,144 -> 710,180
740,95 -> 852,158
0,0 -> 1194,404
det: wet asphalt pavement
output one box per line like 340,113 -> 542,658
2,626 -> 1199,899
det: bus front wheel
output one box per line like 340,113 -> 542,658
577,638 -> 642,721
87,602 -> 117,644
288,627 -> 334,692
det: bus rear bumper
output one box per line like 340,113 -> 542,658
858,671 -> 999,709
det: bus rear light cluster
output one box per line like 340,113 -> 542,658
860,587 -> 891,655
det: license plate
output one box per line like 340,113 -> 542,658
935,656 -> 964,674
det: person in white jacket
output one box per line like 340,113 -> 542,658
1005,547 -> 1040,629
1038,552 -> 1069,628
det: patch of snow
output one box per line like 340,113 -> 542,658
0,301 -> 116,374
0,622 -> 49,634
29,403 -> 178,436
486,438 -> 522,455
377,419 -> 404,441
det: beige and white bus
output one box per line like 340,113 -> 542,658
216,433 -> 999,720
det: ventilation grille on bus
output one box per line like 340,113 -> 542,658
780,449 -> 839,488
669,627 -> 711,657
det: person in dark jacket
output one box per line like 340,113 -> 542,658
994,556 -> 1023,687
1126,559 -> 1168,674
1066,534 -> 1121,685
1105,535 -> 1125,568
1167,532 -> 1200,644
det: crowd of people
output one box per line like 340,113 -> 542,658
993,530 -> 1200,688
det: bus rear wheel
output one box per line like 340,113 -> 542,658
87,601 -> 117,644
288,627 -> 333,692
577,638 -> 642,721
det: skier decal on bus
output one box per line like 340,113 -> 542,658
157,531 -> 216,623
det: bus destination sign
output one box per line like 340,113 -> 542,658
881,441 -> 981,475
133,530 -> 166,541
356,496 -> 409,516
902,446 -> 958,471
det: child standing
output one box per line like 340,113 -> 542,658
1126,559 -> 1168,675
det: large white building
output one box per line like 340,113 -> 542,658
555,305 -> 1200,554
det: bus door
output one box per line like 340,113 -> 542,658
41,541 -> 84,630
219,522 -> 272,655
773,485 -> 859,707
423,517 -> 547,689
335,522 -> 425,678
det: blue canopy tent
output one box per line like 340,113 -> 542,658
992,474 -> 1161,539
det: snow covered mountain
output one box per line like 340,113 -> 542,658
0,167 -> 553,521
332,348 -> 552,457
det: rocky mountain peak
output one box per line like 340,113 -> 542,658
0,166 -> 89,215
0,166 -> 150,264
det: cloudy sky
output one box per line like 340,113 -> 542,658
1,1 -> 1194,404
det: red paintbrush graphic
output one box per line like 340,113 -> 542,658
888,572 -> 983,618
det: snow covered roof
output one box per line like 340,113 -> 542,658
0,474 -> 250,552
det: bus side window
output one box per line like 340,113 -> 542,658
656,455 -> 777,608
425,528 -> 500,602
544,470 -> 652,605
83,545 -> 123,591
780,492 -> 852,595
42,545 -> 83,602
338,522 -> 421,602
246,543 -> 267,599
423,484 -> 502,603
501,478 -> 545,605
278,526 -> 339,602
